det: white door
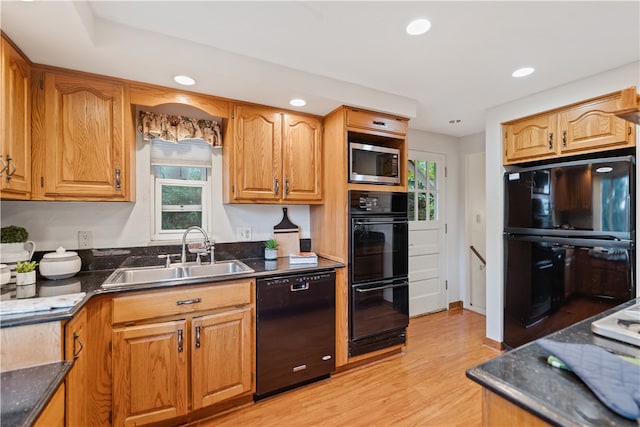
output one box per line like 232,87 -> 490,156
407,150 -> 447,316
465,153 -> 486,315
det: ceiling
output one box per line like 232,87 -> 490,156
1,1 -> 639,137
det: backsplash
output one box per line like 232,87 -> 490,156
31,240 -> 312,273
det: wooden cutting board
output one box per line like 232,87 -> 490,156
273,208 -> 300,257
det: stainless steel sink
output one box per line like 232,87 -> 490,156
101,260 -> 254,288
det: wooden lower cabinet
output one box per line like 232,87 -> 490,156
111,279 -> 255,426
64,308 -> 87,427
35,383 -> 65,427
482,389 -> 550,426
113,320 -> 189,426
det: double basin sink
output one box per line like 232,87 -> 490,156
101,260 -> 255,288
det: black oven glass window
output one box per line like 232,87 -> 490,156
408,159 -> 439,221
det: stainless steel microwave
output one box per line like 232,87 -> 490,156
349,142 -> 400,184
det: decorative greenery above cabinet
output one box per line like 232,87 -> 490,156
503,88 -> 637,165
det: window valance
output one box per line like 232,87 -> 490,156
137,111 -> 222,146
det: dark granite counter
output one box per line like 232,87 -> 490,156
0,362 -> 72,427
0,255 -> 343,327
466,298 -> 640,427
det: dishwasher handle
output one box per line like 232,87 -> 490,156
290,282 -> 310,292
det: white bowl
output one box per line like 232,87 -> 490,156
39,247 -> 82,280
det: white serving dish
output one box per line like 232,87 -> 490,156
39,247 -> 82,280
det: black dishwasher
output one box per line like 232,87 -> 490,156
255,271 -> 336,400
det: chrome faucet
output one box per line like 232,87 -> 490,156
181,226 -> 211,265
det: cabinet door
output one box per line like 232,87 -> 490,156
503,113 -> 558,164
112,320 -> 188,426
232,104 -> 282,201
1,37 -> 31,199
65,308 -> 87,427
282,113 -> 322,202
558,94 -> 635,154
42,71 -> 129,199
191,307 -> 252,410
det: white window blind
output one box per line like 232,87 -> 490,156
151,139 -> 212,168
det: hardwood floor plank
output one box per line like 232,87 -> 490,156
199,309 -> 500,427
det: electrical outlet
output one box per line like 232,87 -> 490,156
78,231 -> 93,249
237,227 -> 251,241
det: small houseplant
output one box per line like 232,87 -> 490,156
264,238 -> 279,260
15,260 -> 38,298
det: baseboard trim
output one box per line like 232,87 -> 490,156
483,336 -> 505,351
448,300 -> 463,310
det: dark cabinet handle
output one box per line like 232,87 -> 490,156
195,326 -> 201,348
176,298 -> 201,306
372,120 -> 387,126
177,329 -> 183,353
548,132 -> 554,150
5,155 -> 16,182
562,130 -> 567,146
115,168 -> 121,190
274,177 -> 279,196
285,178 -> 289,195
73,332 -> 84,360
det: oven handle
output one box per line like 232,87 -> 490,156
355,282 -> 408,293
354,220 -> 408,226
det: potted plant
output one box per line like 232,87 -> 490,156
0,225 -> 36,264
264,238 -> 279,260
15,260 -> 38,298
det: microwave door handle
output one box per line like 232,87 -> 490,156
355,282 -> 409,293
354,220 -> 409,226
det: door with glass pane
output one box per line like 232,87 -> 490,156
407,150 -> 446,316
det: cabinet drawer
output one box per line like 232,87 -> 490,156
346,109 -> 407,135
112,280 -> 253,324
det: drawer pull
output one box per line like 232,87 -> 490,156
176,298 -> 201,306
178,329 -> 183,353
290,283 -> 309,292
372,120 -> 387,126
195,326 -> 201,348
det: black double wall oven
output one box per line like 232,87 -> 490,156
349,191 -> 409,357
504,154 -> 636,349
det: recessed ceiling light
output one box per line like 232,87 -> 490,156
289,98 -> 306,107
406,19 -> 431,36
174,75 -> 195,86
512,67 -> 535,78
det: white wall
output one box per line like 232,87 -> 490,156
457,133 -> 486,307
0,134 -> 311,252
407,129 -> 462,303
484,61 -> 640,344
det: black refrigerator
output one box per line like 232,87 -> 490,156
503,154 -> 636,349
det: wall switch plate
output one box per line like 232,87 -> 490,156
78,231 -> 93,249
237,227 -> 251,241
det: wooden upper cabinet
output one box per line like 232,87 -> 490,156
503,89 -> 636,165
1,36 -> 31,200
558,93 -> 635,154
282,113 -> 322,202
503,113 -> 558,164
33,69 -> 133,200
228,103 -> 322,204
232,104 -> 282,202
346,108 -> 407,136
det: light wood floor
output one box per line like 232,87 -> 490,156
206,309 -> 500,427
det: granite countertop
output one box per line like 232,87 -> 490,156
0,255 -> 344,328
0,362 -> 72,427
466,298 -> 640,427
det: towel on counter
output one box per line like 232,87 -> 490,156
538,338 -> 640,420
0,292 -> 86,315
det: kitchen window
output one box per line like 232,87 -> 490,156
151,139 -> 213,241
